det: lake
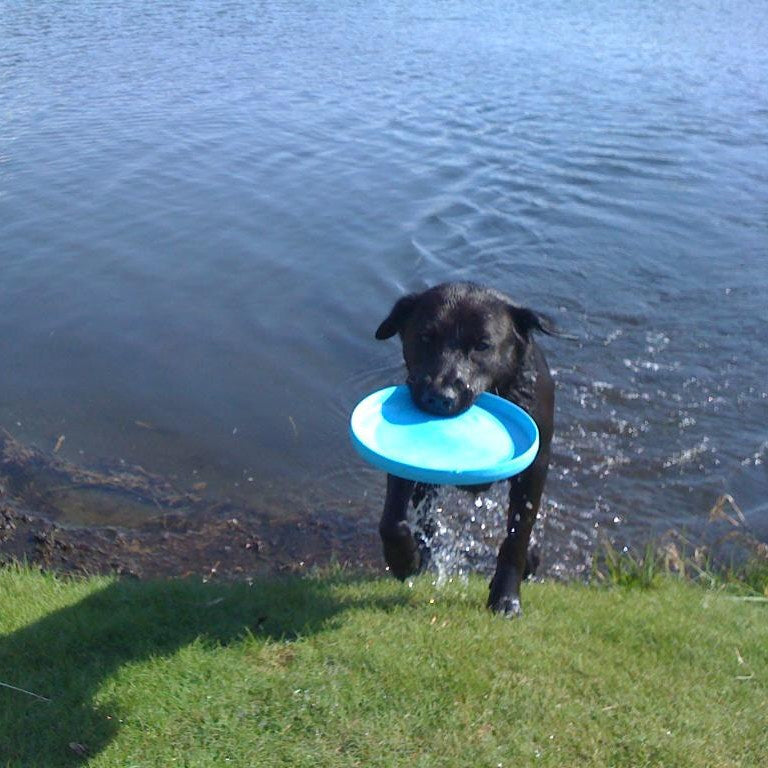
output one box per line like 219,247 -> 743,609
1,0 -> 766,575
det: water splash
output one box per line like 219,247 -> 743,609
409,485 -> 507,585
406,481 -> 594,584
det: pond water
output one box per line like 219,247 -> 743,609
1,0 -> 766,574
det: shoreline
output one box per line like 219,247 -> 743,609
4,426 -> 764,585
0,427 -> 381,579
0,502 -> 381,581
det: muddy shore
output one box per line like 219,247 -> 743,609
0,428 -> 381,580
5,426 -> 763,583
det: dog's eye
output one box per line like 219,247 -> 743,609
474,341 -> 491,352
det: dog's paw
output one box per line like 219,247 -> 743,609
488,594 -> 522,619
487,572 -> 523,618
380,523 -> 421,580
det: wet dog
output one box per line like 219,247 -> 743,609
375,282 -> 566,617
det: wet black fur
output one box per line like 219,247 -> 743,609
375,282 -> 566,618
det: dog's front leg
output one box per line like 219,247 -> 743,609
487,454 -> 549,618
379,473 -> 420,580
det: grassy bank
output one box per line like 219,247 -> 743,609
1,565 -> 766,768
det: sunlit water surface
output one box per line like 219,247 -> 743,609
1,0 -> 766,575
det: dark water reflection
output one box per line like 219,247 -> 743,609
1,0 -> 766,574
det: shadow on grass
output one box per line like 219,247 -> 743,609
0,571 -> 404,767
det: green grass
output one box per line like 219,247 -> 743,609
1,564 -> 766,767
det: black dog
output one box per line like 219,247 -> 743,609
375,282 -> 566,618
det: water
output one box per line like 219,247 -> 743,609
1,0 -> 766,575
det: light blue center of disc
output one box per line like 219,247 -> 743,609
362,387 -> 515,472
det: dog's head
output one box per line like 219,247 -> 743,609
376,282 -> 562,416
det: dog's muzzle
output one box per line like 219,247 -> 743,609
408,378 -> 474,417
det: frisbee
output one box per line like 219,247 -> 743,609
349,385 -> 539,484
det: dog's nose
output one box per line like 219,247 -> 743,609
422,390 -> 457,416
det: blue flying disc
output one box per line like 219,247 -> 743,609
349,385 -> 539,484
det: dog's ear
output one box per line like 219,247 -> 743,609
508,304 -> 577,341
375,293 -> 419,340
